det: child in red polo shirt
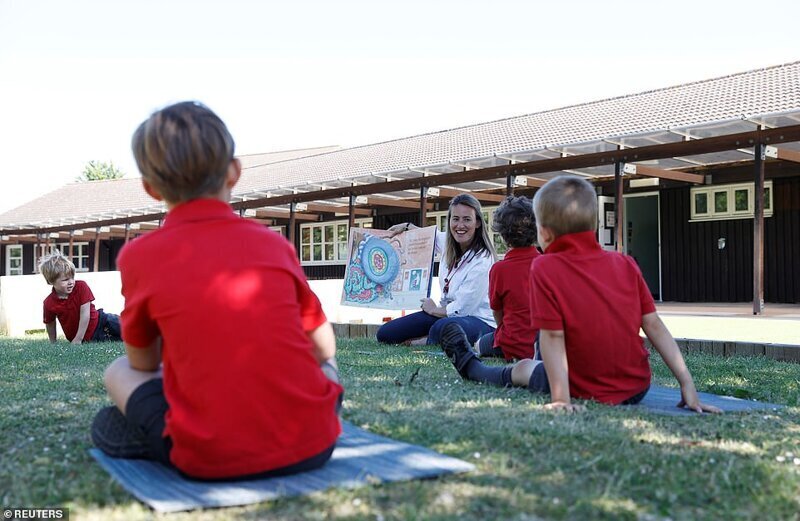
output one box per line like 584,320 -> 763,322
40,251 -> 121,344
92,101 -> 343,480
442,175 -> 720,414
475,195 -> 539,360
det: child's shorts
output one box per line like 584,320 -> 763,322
126,373 -> 342,481
91,309 -> 122,342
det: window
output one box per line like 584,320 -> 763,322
34,243 -> 90,272
268,225 -> 286,237
690,182 -> 773,221
299,218 -> 372,265
5,245 -> 23,276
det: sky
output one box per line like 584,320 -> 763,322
1,0 -> 799,214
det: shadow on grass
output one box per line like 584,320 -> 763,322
3,336 -> 800,520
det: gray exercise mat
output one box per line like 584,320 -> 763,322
90,421 -> 474,513
636,384 -> 783,416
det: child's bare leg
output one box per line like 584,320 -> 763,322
104,356 -> 162,415
511,358 -> 549,393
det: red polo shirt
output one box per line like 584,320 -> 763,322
117,198 -> 342,479
530,231 -> 654,405
489,246 -> 539,360
43,280 -> 99,342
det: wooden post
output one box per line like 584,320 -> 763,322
348,195 -> 356,231
93,228 -> 101,272
419,186 -> 428,226
124,224 -> 131,244
68,232 -> 74,260
288,202 -> 297,246
506,175 -> 515,197
753,142 -> 766,315
614,161 -> 625,253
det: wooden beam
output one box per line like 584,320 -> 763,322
419,187 -> 428,225
348,195 -> 356,230
93,228 -> 101,272
366,197 -> 433,210
614,161 -> 624,253
765,145 -> 800,164
624,163 -> 705,184
288,203 -> 296,245
302,202 -> 371,216
254,209 -> 318,221
753,143 -> 766,315
436,187 -> 507,203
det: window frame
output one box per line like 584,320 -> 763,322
33,242 -> 91,273
690,181 -> 773,222
5,244 -> 23,276
299,218 -> 373,266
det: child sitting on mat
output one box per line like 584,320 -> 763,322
441,175 -> 721,414
40,251 -> 121,344
93,101 -> 343,480
474,195 -> 539,360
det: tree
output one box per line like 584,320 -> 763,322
76,160 -> 125,182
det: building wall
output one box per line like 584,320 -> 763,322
0,272 -> 440,336
661,176 -> 800,303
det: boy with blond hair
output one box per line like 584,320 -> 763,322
93,101 -> 342,479
40,251 -> 121,344
442,175 -> 720,414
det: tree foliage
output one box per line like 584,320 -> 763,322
76,160 -> 125,182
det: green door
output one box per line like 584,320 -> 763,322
624,195 -> 660,300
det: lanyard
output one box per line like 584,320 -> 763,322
443,251 -> 475,296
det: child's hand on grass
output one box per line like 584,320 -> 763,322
545,401 -> 586,413
678,386 -> 723,414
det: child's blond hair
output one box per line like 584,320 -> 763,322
532,175 -> 597,237
39,250 -> 75,285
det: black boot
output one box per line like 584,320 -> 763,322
440,323 -> 478,379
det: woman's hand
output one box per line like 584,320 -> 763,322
386,222 -> 416,238
420,298 -> 444,317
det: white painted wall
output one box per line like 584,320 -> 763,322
0,272 -> 440,337
0,272 -> 124,337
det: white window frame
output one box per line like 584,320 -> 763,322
34,242 -> 90,273
299,218 -> 373,265
5,244 -> 23,276
690,181 -> 773,221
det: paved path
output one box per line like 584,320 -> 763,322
657,303 -> 800,346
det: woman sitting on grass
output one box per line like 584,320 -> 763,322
376,193 -> 496,346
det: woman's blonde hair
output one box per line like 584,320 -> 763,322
444,193 -> 497,269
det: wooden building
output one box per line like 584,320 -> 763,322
2,62 -> 799,312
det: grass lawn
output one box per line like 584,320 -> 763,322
2,335 -> 800,520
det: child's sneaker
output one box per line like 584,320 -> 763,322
440,323 -> 477,379
91,406 -> 151,459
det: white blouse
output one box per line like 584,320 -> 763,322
434,230 -> 496,328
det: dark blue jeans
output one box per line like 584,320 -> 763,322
376,311 -> 495,345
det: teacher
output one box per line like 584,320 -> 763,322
376,193 -> 496,346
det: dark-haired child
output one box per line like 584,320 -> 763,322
442,175 -> 721,414
475,196 -> 539,361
